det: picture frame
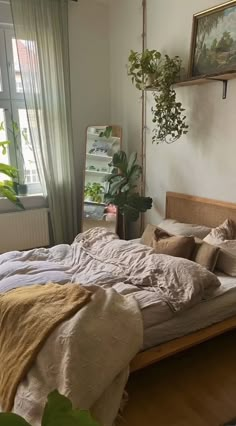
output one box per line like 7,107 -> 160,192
189,0 -> 236,78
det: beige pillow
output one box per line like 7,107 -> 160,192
157,219 -> 211,239
140,224 -> 157,246
151,235 -> 195,259
204,219 -> 235,245
192,238 -> 220,272
216,240 -> 236,276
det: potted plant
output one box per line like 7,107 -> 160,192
84,182 -> 105,203
99,126 -> 113,139
0,120 -> 31,196
0,390 -> 100,426
127,49 -> 189,143
104,150 -> 152,238
127,49 -> 162,89
0,141 -> 23,209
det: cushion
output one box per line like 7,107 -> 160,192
154,227 -> 172,240
157,219 -> 211,239
151,235 -> 195,259
216,240 -> 236,276
192,238 -> 220,272
204,219 -> 235,245
140,224 -> 157,246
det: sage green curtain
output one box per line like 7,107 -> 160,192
10,0 -> 78,244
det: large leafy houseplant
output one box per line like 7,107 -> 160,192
0,390 -> 100,426
0,141 -> 23,209
105,150 -> 152,238
127,49 -> 189,144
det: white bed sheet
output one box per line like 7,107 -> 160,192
143,272 -> 236,349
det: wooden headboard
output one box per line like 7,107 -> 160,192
166,192 -> 236,228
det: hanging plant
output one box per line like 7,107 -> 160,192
127,49 -> 162,90
127,50 -> 189,144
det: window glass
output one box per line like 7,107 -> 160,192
0,108 -> 10,181
12,38 -> 23,94
18,108 -> 40,185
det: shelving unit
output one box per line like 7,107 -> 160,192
86,153 -> 112,161
85,170 -> 112,177
83,126 -> 121,231
87,132 -> 120,143
146,70 -> 236,100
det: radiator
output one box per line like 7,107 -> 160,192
0,208 -> 50,253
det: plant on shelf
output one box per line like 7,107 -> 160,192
127,49 -> 162,90
0,141 -> 23,209
0,390 -> 100,426
99,126 -> 112,139
104,150 -> 152,238
84,182 -> 105,203
127,49 -> 189,144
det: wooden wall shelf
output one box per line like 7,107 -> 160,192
146,70 -> 236,99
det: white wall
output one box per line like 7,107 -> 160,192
69,0 -> 110,224
109,0 -> 236,228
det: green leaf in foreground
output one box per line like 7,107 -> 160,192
42,390 -> 100,426
0,413 -> 31,426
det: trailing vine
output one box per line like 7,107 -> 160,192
127,50 -> 189,144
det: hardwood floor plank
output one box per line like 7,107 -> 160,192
121,332 -> 236,426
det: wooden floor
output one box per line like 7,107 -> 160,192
121,331 -> 236,426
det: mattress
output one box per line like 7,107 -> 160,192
143,272 -> 236,349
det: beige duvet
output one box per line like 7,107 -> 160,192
0,227 -> 221,425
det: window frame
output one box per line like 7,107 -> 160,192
0,28 -> 10,99
0,25 -> 42,195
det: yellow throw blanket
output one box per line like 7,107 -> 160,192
0,282 -> 91,412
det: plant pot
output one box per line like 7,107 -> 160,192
18,184 -> 28,196
145,73 -> 158,89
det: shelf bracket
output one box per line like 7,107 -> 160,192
207,77 -> 228,99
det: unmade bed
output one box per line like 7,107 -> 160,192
1,191 -> 236,425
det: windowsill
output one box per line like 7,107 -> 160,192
0,194 -> 48,213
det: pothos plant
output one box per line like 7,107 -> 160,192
127,49 -> 189,144
104,151 -> 152,236
84,182 -> 105,203
0,390 -> 100,426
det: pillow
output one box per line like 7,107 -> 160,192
191,238 -> 220,272
215,240 -> 236,276
157,219 -> 211,239
151,235 -> 195,259
140,224 -> 157,246
203,219 -> 235,245
154,227 -> 172,240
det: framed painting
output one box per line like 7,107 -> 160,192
189,0 -> 236,77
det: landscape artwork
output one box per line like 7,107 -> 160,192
190,1 -> 236,77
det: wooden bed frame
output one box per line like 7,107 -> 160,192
130,191 -> 236,373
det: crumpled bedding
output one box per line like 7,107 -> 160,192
0,227 -> 220,314
0,227 -> 221,425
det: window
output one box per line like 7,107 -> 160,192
0,28 -> 41,195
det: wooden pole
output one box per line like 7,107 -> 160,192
140,0 -> 147,235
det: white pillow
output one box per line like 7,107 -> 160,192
158,219 -> 211,239
203,219 -> 235,245
216,240 -> 236,276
